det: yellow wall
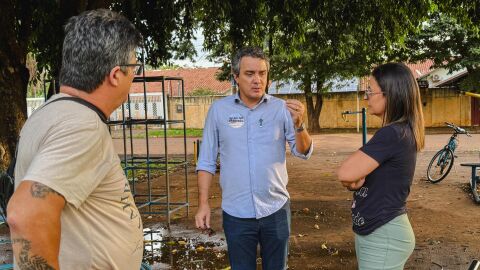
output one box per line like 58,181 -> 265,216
168,89 -> 472,129
428,89 -> 471,127
168,96 -> 224,129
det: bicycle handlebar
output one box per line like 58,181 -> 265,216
444,122 -> 470,135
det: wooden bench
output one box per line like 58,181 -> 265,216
460,163 -> 480,204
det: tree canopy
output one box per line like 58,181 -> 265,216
195,0 -> 435,131
394,12 -> 480,91
0,0 -> 195,170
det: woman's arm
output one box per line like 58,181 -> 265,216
337,150 -> 380,183
341,178 -> 365,191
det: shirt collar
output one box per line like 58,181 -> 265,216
234,92 -> 271,106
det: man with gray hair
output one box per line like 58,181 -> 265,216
195,46 -> 313,269
7,9 -> 143,269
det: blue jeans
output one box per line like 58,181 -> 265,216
222,200 -> 291,270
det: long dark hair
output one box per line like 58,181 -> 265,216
372,62 -> 425,151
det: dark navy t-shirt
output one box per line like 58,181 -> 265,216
351,123 -> 417,235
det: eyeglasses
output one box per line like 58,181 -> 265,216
119,62 -> 143,76
364,87 -> 383,99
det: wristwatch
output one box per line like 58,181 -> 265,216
295,123 -> 305,133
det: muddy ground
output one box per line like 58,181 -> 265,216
1,132 -> 480,270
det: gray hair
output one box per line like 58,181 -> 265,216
60,9 -> 143,93
231,47 -> 270,76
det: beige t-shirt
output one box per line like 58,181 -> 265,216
14,93 -> 143,269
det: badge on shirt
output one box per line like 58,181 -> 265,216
228,113 -> 245,128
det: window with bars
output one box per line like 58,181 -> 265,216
152,103 -> 157,116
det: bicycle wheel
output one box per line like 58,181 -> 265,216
427,148 -> 455,183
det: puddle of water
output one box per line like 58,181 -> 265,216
143,225 -> 230,270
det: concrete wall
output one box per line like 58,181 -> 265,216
278,92 -> 386,128
167,88 -> 472,129
168,96 -> 224,129
426,89 -> 471,127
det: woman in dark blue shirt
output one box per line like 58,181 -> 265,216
337,62 -> 425,269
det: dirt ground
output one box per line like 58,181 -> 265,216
170,132 -> 479,270
1,132 -> 480,269
280,133 -> 480,270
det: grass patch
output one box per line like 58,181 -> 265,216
132,128 -> 203,138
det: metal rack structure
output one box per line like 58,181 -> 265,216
108,74 -> 189,224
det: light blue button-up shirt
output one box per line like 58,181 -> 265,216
196,93 -> 313,219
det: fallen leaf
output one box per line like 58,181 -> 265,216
321,242 -> 328,249
196,246 -> 205,251
177,240 -> 187,245
201,227 -> 216,236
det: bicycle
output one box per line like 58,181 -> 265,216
427,122 -> 471,183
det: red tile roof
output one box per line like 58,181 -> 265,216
130,67 -> 232,96
406,60 -> 434,78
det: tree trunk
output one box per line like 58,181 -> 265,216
0,67 -> 28,171
303,76 -> 324,133
0,1 -> 30,171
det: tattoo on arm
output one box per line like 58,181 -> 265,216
12,238 -> 56,270
30,183 -> 61,199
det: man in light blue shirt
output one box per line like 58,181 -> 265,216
195,47 -> 313,270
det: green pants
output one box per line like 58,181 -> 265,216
355,214 -> 415,270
